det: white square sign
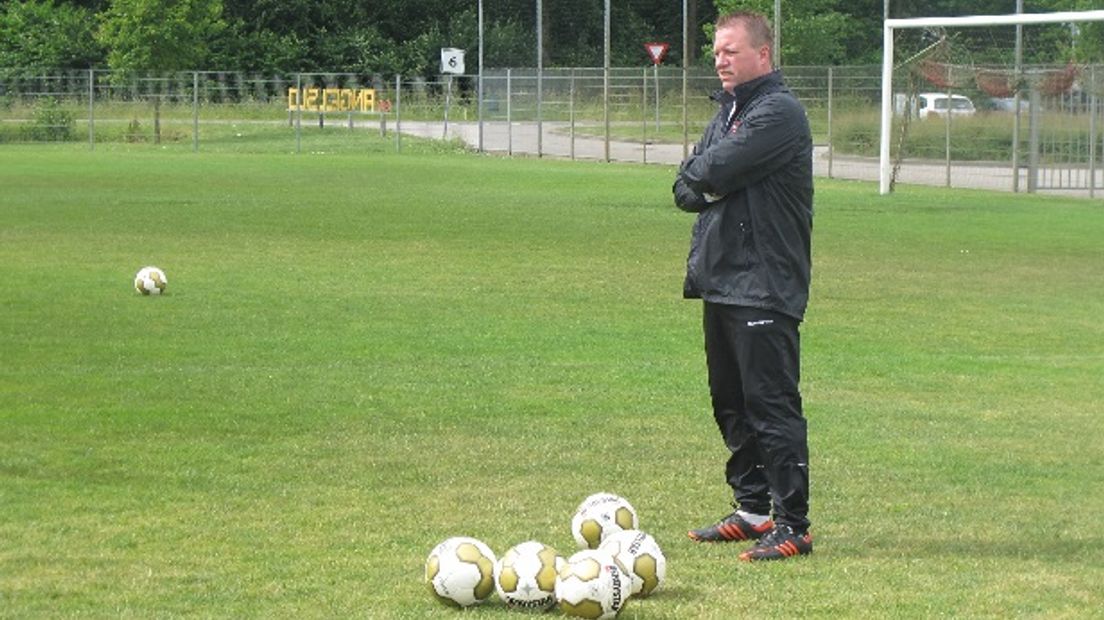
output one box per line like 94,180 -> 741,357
440,48 -> 465,75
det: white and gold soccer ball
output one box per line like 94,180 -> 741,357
555,549 -> 631,619
425,536 -> 497,608
599,529 -> 667,597
134,266 -> 167,295
571,493 -> 639,549
494,540 -> 563,611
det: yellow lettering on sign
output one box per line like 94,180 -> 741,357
287,88 -> 377,113
355,89 -> 375,112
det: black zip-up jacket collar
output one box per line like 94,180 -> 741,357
711,70 -> 784,129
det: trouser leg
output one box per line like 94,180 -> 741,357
703,302 -> 810,532
703,303 -> 771,516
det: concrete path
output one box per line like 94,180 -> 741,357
395,120 -> 1101,200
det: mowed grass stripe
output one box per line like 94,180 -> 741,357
1,145 -> 1102,618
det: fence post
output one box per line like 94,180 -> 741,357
642,66 -> 648,164
1012,91 -> 1023,192
193,72 -> 199,152
295,73 -> 302,154
395,75 -> 402,153
826,67 -> 834,179
477,65 -> 484,153
507,69 -> 513,156
603,65 -> 610,163
443,74 -> 451,140
944,79 -> 952,188
681,62 -> 689,160
569,69 -> 575,160
537,67 -> 544,158
380,99 -> 387,138
1090,66 -> 1097,199
1028,89 -> 1040,193
88,69 -> 95,150
348,74 -> 355,130
654,64 -> 660,132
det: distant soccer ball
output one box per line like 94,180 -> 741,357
571,493 -> 638,549
494,540 -> 563,610
425,536 -> 497,608
599,529 -> 667,597
555,549 -> 631,619
134,266 -> 167,295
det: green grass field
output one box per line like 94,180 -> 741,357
2,141 -> 1102,618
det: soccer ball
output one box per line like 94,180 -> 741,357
599,529 -> 667,597
555,549 -> 631,619
571,493 -> 638,549
425,536 -> 497,608
494,540 -> 563,610
134,266 -> 167,295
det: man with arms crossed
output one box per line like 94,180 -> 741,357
673,10 -> 814,561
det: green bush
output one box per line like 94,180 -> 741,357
24,99 -> 75,141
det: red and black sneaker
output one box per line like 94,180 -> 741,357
738,524 -> 813,561
688,510 -> 774,543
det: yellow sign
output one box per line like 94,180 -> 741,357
288,87 -> 377,113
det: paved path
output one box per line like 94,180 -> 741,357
395,120 -> 1101,200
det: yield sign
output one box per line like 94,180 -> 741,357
644,42 -> 670,65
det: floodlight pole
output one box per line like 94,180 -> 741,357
1012,0 -> 1023,192
773,0 -> 781,66
603,0 -> 610,162
682,0 -> 689,159
478,0 -> 484,152
536,0 -> 543,157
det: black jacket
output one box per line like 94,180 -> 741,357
673,70 -> 813,321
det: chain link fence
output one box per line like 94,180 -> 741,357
1,65 -> 1101,197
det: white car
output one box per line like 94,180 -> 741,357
894,92 -> 977,118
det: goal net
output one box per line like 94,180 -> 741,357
879,10 -> 1104,196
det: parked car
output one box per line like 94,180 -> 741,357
894,92 -> 977,119
989,96 -> 1034,113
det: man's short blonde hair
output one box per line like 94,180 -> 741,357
715,11 -> 773,56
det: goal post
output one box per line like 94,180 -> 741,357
879,9 -> 1104,195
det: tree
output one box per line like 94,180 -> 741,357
713,0 -> 859,66
0,0 -> 103,73
97,0 -> 224,141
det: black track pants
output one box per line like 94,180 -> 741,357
702,302 -> 810,532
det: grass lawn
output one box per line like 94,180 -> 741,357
1,141 -> 1102,618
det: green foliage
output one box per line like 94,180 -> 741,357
207,21 -> 308,73
712,0 -> 863,65
29,98 -> 75,141
0,98 -> 76,142
97,0 -> 225,77
1,1 -> 1101,79
0,0 -> 102,71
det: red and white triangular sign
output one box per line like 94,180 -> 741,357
644,42 -> 670,65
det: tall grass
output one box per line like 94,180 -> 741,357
831,108 -> 1099,163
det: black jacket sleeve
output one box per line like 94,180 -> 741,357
672,124 -> 713,212
677,95 -> 805,198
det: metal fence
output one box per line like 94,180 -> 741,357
1,65 -> 1101,198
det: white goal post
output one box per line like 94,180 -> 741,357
879,10 -> 1104,194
